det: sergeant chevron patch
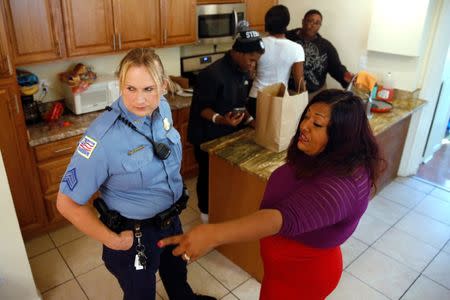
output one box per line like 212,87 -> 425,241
62,168 -> 78,191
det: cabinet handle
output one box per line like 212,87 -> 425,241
54,146 -> 72,153
118,33 -> 122,49
55,42 -> 61,56
1,54 -> 11,74
113,34 -> 116,50
1,55 -> 6,70
164,29 -> 167,44
13,94 -> 20,115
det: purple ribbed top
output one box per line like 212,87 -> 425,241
260,163 -> 371,248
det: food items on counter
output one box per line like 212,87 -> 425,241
375,86 -> 394,102
16,69 -> 39,87
59,63 -> 97,94
20,84 -> 39,96
371,99 -> 393,113
42,101 -> 65,122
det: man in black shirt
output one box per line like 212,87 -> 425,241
287,9 -> 353,98
188,27 -> 265,222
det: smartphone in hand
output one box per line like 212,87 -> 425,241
231,107 -> 246,117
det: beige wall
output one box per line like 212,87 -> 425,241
21,47 -> 181,102
280,0 -> 432,91
0,151 -> 41,299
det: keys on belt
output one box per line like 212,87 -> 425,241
134,224 -> 147,270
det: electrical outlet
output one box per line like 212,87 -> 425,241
40,79 -> 49,92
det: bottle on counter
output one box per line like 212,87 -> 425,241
383,72 -> 394,89
376,72 -> 394,102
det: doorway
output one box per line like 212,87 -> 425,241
416,46 -> 450,191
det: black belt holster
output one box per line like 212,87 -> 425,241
94,185 -> 189,232
93,198 -> 124,233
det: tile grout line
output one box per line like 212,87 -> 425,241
228,277 -> 257,299
344,271 -> 396,300
54,239 -> 104,299
399,246 -> 450,299
395,177 -> 436,195
411,175 -> 450,192
193,255 -> 234,293
348,183 -> 450,298
345,195 -> 421,299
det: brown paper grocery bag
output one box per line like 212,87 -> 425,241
254,83 -> 308,152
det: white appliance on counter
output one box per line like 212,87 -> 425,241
63,74 -> 120,115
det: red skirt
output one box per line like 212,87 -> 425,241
260,235 -> 342,300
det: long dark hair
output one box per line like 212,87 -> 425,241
287,89 -> 385,188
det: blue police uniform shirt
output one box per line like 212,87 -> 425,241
59,96 -> 183,220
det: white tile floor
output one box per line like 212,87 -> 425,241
25,176 -> 450,300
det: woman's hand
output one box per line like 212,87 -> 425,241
157,224 -> 218,262
344,71 -> 355,83
106,230 -> 134,251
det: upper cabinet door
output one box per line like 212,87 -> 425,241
62,0 -> 115,57
162,0 -> 196,46
112,0 -> 160,50
246,0 -> 277,33
3,0 -> 65,65
0,1 -> 13,79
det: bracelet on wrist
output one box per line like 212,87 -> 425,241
212,113 -> 220,124
244,116 -> 254,125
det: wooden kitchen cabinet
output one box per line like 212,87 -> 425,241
62,0 -> 161,56
0,84 -> 47,237
61,0 -> 115,56
2,0 -> 66,65
0,1 -> 13,78
246,0 -> 277,32
34,135 -> 81,227
173,106 -> 198,178
112,0 -> 160,50
161,0 -> 197,46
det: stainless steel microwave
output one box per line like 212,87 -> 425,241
197,3 -> 246,45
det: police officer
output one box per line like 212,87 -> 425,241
187,24 -> 265,223
57,48 -> 216,300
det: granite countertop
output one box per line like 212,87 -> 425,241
201,89 -> 427,181
27,93 -> 192,147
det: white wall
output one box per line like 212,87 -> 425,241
280,0 -> 429,90
21,47 -> 181,102
0,151 -> 41,300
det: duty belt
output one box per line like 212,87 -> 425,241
94,189 -> 189,232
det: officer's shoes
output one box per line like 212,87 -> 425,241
195,294 -> 217,300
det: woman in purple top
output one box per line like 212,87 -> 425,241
159,89 -> 384,299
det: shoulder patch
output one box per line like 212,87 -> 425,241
62,168 -> 78,191
77,135 -> 98,159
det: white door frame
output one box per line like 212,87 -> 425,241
398,0 -> 450,176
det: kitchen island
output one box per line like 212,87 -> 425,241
201,89 -> 426,282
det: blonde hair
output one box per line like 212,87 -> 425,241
117,48 -> 171,95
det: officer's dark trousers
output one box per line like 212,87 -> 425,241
194,145 -> 209,214
102,216 -> 196,300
